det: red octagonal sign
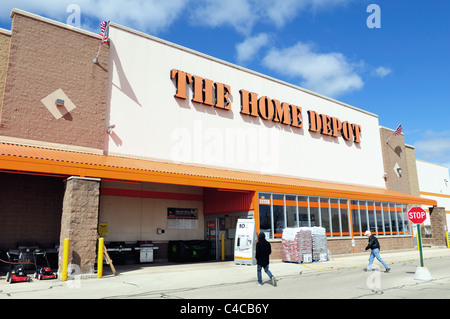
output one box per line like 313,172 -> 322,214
408,207 -> 427,224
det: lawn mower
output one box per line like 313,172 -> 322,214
5,249 -> 32,284
33,249 -> 57,280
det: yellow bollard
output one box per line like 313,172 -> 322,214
61,238 -> 69,281
221,232 -> 225,261
97,237 -> 104,278
446,232 -> 449,248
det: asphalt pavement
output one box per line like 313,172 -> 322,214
1,246 -> 449,300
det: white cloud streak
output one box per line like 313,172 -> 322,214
414,130 -> 450,167
1,0 -> 387,99
190,0 -> 355,35
262,42 -> 364,98
235,33 -> 270,65
374,66 -> 392,78
0,0 -> 188,34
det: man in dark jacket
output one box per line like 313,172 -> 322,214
255,232 -> 277,286
364,230 -> 390,273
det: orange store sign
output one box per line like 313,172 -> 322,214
171,69 -> 362,144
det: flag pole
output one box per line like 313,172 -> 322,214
93,20 -> 110,64
385,123 -> 402,144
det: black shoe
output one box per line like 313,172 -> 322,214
384,268 -> 391,273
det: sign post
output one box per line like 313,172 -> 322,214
416,222 -> 424,267
408,206 -> 431,280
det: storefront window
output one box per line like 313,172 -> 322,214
258,193 -> 272,238
360,201 -> 369,234
340,199 -> 350,236
384,203 -> 392,235
320,198 -> 331,235
298,196 -> 309,227
375,202 -> 383,235
367,201 -> 376,233
398,204 -> 409,234
258,193 -> 412,239
286,195 -> 297,228
273,194 -> 285,236
390,205 -> 399,234
351,200 -> 361,236
309,197 -> 319,227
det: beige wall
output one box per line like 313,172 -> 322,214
379,127 -> 411,194
0,11 -> 109,150
405,145 -> 420,196
0,29 -> 11,120
99,181 -> 204,242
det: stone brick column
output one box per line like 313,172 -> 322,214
430,207 -> 447,247
58,176 -> 100,277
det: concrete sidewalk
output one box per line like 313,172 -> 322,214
1,247 -> 449,299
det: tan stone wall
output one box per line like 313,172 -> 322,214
405,145 -> 420,196
430,207 -> 447,246
0,12 -> 109,150
0,30 -> 11,120
379,127 -> 411,194
58,177 -> 100,275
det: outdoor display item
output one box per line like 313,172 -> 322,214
282,227 -> 324,263
312,227 -> 328,261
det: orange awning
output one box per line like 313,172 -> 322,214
0,142 -> 437,206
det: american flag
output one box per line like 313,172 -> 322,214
394,124 -> 402,136
99,21 -> 108,43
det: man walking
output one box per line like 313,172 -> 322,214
364,230 -> 390,273
255,232 -> 277,286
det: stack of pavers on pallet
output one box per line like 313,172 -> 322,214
311,226 -> 328,262
281,227 -> 312,263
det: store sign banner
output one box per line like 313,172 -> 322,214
167,207 -> 199,230
171,69 -> 362,145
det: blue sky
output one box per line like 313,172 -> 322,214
1,0 -> 449,170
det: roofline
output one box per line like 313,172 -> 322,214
10,8 -> 102,40
0,28 -> 11,36
416,159 -> 450,169
110,22 -> 379,119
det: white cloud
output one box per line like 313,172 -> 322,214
189,0 -> 355,35
188,0 -> 256,35
1,0 -> 355,35
414,130 -> 450,167
262,41 -> 364,98
0,0 -> 188,34
235,33 -> 270,64
374,66 -> 392,78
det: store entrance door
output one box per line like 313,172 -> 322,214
205,217 -> 226,261
205,213 -> 252,261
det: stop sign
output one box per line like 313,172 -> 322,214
408,207 -> 427,224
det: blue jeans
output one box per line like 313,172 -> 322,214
367,248 -> 389,270
257,264 -> 273,284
